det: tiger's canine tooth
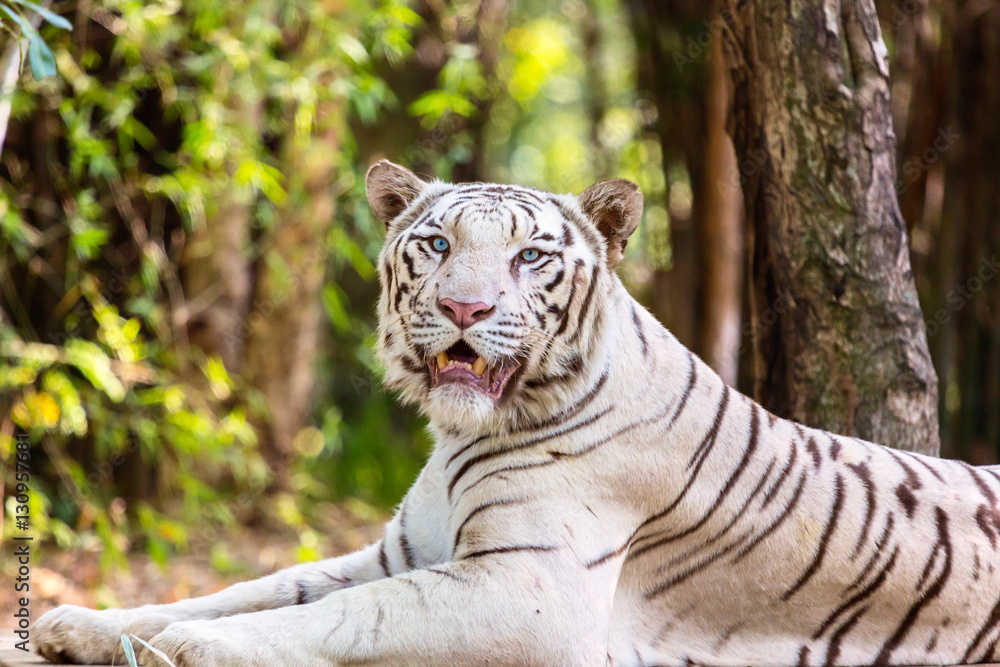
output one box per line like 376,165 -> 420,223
473,357 -> 487,376
436,352 -> 448,370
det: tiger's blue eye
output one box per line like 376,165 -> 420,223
431,237 -> 450,253
520,248 -> 541,262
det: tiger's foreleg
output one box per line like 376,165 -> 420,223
33,541 -> 390,664
142,549 -> 615,666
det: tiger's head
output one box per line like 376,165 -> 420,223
366,160 -> 642,433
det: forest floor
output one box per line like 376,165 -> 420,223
0,503 -> 385,622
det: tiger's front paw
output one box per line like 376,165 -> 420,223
34,605 -> 132,664
141,620 -> 267,667
141,616 -> 338,667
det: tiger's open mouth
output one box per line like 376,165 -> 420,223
428,340 -> 520,400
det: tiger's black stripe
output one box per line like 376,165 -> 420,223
845,513 -> 897,594
962,596 -> 1000,662
665,352 -> 698,429
874,507 -> 953,665
446,405 -> 614,499
378,541 -> 391,577
462,544 -> 559,560
782,473 -> 846,600
762,443 -> 799,508
733,470 -> 809,563
846,462 -> 877,558
453,498 -> 526,552
805,437 -> 823,471
823,605 -> 869,667
553,260 -> 585,338
631,403 -> 758,558
425,567 -> 471,584
629,381 -> 729,545
632,304 -> 649,356
815,547 -> 900,640
568,264 -> 601,344
398,507 -> 417,569
688,386 -> 735,470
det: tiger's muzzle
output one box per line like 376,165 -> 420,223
428,340 -> 522,401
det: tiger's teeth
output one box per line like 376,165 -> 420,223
437,353 -> 448,370
473,357 -> 487,377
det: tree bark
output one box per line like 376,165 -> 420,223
721,0 -> 940,455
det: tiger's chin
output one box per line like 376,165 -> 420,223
423,384 -> 502,430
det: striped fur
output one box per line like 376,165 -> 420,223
32,166 -> 1000,666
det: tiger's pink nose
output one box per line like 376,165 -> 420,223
438,298 -> 495,330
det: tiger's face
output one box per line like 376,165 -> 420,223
367,161 -> 642,431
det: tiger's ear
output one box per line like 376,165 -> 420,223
578,178 -> 643,270
366,160 -> 427,225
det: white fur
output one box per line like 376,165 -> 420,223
34,176 -> 1000,666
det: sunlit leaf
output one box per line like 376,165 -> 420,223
233,159 -> 288,204
10,0 -> 73,30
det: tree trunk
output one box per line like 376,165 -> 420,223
721,0 -> 941,455
180,178 -> 255,373
449,0 -> 510,183
581,0 -> 612,181
697,33 -> 744,385
882,0 -> 945,234
242,97 -> 343,482
628,0 -> 744,383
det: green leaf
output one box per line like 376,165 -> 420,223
233,159 -> 287,204
0,6 -> 57,79
0,5 -> 33,34
120,635 -> 138,667
70,227 -> 109,260
408,90 -> 476,125
10,0 -> 73,30
64,340 -> 125,401
26,31 -> 57,79
336,34 -> 369,65
128,635 -> 176,667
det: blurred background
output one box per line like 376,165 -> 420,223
1,0 -> 998,612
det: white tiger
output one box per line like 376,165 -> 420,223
33,161 -> 1000,666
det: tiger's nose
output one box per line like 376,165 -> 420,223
438,298 -> 495,330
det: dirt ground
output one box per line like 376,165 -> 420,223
1,503 -> 385,622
